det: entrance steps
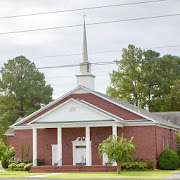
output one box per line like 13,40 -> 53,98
29,165 -> 117,173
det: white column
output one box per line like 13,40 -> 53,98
112,125 -> 117,166
86,126 -> 92,166
57,127 -> 62,166
112,125 -> 117,136
33,128 -> 37,167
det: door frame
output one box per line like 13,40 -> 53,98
72,137 -> 91,165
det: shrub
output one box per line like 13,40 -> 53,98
159,148 -> 180,170
1,158 -> 9,169
8,162 -> 30,171
145,158 -> 155,170
8,163 -> 17,170
16,163 -> 26,168
24,163 -> 33,171
1,147 -> 15,169
122,161 -> 148,170
129,157 -> 155,169
37,159 -> 44,166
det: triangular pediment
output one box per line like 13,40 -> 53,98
30,98 -> 117,124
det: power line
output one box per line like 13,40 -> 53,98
33,45 -> 180,59
45,74 -> 109,79
0,44 -> 179,63
0,12 -> 180,36
0,61 -> 116,73
0,0 -> 168,19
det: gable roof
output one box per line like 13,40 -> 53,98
94,91 -> 179,128
27,98 -> 124,125
9,85 -> 180,130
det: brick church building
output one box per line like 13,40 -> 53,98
5,20 -> 180,172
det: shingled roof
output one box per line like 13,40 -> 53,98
155,112 -> 180,126
94,91 -> 180,129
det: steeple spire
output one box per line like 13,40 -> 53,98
82,16 -> 88,63
76,17 -> 95,90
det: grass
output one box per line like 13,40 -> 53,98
0,170 -> 46,178
45,170 -> 177,179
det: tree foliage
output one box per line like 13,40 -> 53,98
158,148 -> 180,170
99,135 -> 135,174
107,44 -> 180,112
0,138 -> 7,160
0,56 -> 53,142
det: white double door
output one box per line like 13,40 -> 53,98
75,146 -> 86,164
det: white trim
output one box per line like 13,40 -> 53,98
27,98 -> 124,125
72,137 -> 88,166
12,121 -> 180,131
10,86 -> 82,127
29,121 -> 122,129
10,85 -> 179,130
5,134 -> 14,136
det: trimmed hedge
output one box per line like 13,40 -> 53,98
8,162 -> 33,171
159,148 -> 180,170
122,161 -> 148,170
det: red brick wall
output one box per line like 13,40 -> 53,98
7,136 -> 15,147
37,128 -> 57,165
22,93 -> 144,125
156,127 -> 177,158
119,126 -> 157,160
13,130 -> 33,161
62,128 -> 85,165
9,126 -> 177,166
91,127 -> 112,165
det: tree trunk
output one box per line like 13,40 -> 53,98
117,161 -> 121,174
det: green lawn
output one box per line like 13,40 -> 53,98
45,170 -> 177,179
0,171 -> 46,178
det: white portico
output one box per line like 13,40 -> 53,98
31,97 -> 124,166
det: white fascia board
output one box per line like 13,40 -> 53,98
29,121 -> 123,128
13,126 -> 32,130
27,98 -> 124,125
10,86 -> 82,127
125,121 -> 180,131
4,134 -> 14,136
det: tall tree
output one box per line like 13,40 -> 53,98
0,56 -> 53,141
107,45 -> 180,112
107,44 -> 144,108
141,50 -> 160,111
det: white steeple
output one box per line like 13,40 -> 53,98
76,17 -> 95,90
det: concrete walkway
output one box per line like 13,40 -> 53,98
164,172 -> 180,179
27,173 -> 67,178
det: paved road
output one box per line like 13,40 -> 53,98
0,172 -> 179,180
0,177 -> 179,180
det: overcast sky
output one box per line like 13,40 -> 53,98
0,0 -> 180,99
